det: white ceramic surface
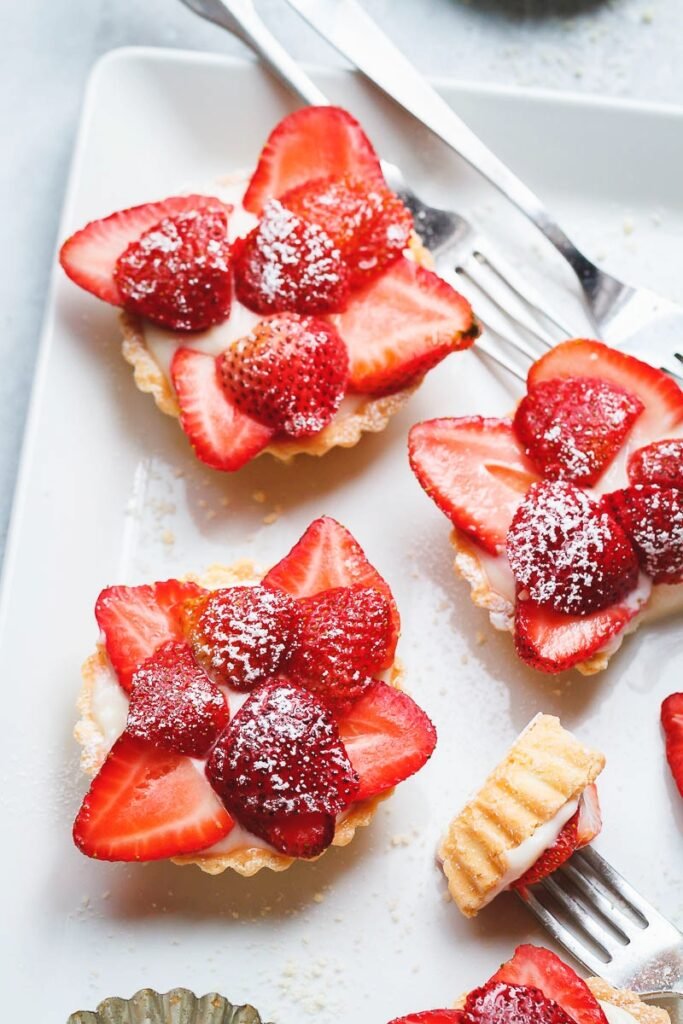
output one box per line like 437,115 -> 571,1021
1,49 -> 682,1023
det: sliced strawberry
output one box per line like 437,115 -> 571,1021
262,516 -> 399,658
243,106 -> 384,215
60,194 -> 230,305
170,348 -> 274,472
126,640 -> 229,757
239,809 -> 335,858
603,485 -> 683,583
389,1013 -> 465,1024
409,417 -> 540,555
336,680 -> 437,801
514,594 -> 641,674
95,579 -> 206,692
219,313 -> 349,437
333,257 -> 478,395
628,439 -> 683,488
527,339 -> 683,440
507,480 -> 639,615
289,586 -> 394,712
513,811 -> 580,889
490,945 -> 609,1024
661,692 -> 683,798
114,207 -> 232,331
233,200 -> 350,315
188,585 -> 302,690
576,783 -> 602,846
513,377 -> 643,486
465,983 -> 575,1024
281,174 -> 413,288
73,733 -> 234,861
206,680 -> 359,825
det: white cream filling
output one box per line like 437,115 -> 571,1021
600,1003 -> 639,1024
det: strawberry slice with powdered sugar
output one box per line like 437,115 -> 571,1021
491,945 -> 608,1024
243,106 -> 384,215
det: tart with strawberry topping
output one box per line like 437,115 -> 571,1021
388,944 -> 670,1024
438,714 -> 604,917
73,518 -> 436,873
59,106 -> 479,471
409,338 -> 683,674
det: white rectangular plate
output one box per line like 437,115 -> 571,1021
2,48 -> 683,1023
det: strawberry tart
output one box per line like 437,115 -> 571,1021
409,338 -> 683,674
59,106 -> 479,471
388,944 -> 670,1024
73,517 -> 437,872
439,714 -> 604,917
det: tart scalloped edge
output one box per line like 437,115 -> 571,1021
74,558 -> 400,877
119,231 -> 433,463
438,713 -> 605,917
448,527 -> 644,677
453,981 -> 670,1024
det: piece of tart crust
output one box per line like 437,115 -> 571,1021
439,713 -> 605,917
75,559 -> 401,877
454,983 -> 670,1024
449,528 -> 642,676
120,233 -> 438,463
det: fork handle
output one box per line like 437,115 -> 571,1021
282,0 -> 626,316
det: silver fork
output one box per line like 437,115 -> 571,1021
177,0 -> 569,329
282,0 -> 683,380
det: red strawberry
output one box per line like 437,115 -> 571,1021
206,680 -> 359,826
95,579 -> 206,692
188,585 -> 302,690
507,480 -> 639,615
336,681 -> 437,801
513,377 -> 643,486
513,811 -> 580,889
527,339 -> 683,441
289,586 -> 393,712
389,1014 -> 465,1024
243,106 -> 384,215
661,692 -> 683,798
219,313 -> 349,437
464,983 -> 575,1024
126,640 -> 229,757
409,417 -> 540,555
333,257 -> 479,395
233,200 -> 350,315
281,174 -> 413,288
114,208 -> 232,331
514,595 -> 640,674
170,348 -> 274,472
237,809 -> 335,858
490,945 -> 608,1024
263,516 -> 400,658
628,439 -> 683,488
603,485 -> 683,583
60,194 -> 230,305
73,733 -> 234,861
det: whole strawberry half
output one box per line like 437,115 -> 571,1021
95,579 -> 206,692
603,484 -> 683,583
233,200 -> 350,315
661,692 -> 683,798
235,808 -> 336,859
507,480 -> 639,615
514,376 -> 643,486
490,945 -> 608,1024
628,438 -> 683,488
126,640 -> 229,758
219,313 -> 349,438
114,207 -> 233,331
464,982 -> 576,1024
73,733 -> 234,862
288,585 -> 394,712
188,584 -> 302,690
280,174 -> 413,288
206,679 -> 359,833
243,106 -> 384,215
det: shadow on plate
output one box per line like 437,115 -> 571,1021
451,0 -> 611,18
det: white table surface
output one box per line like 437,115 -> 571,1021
3,0 -> 682,561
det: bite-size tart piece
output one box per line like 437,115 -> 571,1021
59,106 -> 479,471
388,944 -> 670,1024
409,338 -> 683,674
439,714 -> 605,917
73,517 -> 436,873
